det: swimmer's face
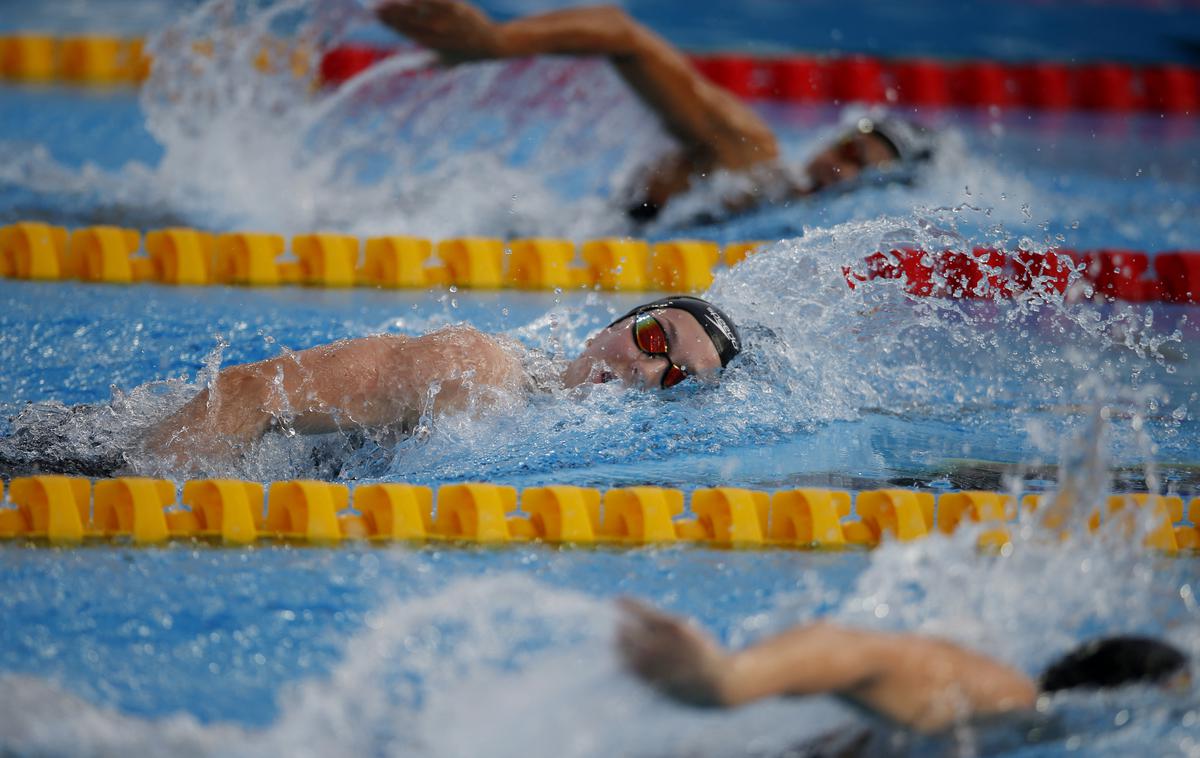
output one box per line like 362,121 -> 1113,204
563,308 -> 723,390
804,131 -> 897,191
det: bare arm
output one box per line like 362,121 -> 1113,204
616,599 -> 1038,733
376,1 -> 778,174
142,326 -> 524,465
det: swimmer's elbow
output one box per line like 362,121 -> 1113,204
214,365 -> 275,411
589,5 -> 646,56
400,327 -> 522,394
598,4 -> 636,29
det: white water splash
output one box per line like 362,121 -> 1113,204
130,0 -> 674,236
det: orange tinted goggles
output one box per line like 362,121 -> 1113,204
633,312 -> 690,388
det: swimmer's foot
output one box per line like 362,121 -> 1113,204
375,0 -> 504,62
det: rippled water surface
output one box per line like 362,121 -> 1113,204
2,0 -> 1200,755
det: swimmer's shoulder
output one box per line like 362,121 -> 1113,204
374,326 -> 560,392
425,326 -> 556,391
376,324 -> 510,355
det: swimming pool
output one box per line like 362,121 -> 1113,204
3,0 -> 1200,755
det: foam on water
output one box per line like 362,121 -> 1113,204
9,0 -> 1198,251
2,3 -> 1199,754
122,0 -> 673,236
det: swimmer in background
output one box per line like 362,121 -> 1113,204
374,0 -> 938,223
617,598 -> 1190,755
133,296 -> 739,468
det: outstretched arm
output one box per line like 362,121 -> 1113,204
376,0 -> 778,173
616,599 -> 1037,733
616,598 -> 877,708
142,326 -> 523,466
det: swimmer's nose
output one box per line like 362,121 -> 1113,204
630,353 -> 667,389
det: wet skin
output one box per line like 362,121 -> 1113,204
802,131 -> 900,192
143,308 -> 723,468
617,598 -> 1040,734
375,0 -> 899,213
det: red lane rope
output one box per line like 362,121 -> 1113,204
842,248 -> 1200,303
319,45 -> 1200,115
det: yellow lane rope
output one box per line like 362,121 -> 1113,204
0,475 -> 1193,552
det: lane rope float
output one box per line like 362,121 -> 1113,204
2,221 -> 1198,303
2,33 -> 1197,117
320,44 -> 1200,116
0,476 -> 1194,552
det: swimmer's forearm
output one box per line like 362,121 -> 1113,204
496,4 -> 778,174
715,623 -> 879,706
493,6 -> 645,59
140,378 -> 276,463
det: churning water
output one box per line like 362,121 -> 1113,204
1,0 -> 1200,755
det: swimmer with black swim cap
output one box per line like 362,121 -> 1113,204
564,295 -> 741,388
0,295 -> 741,476
106,295 -> 742,469
376,0 -> 940,224
3,295 -> 742,474
618,599 -> 1191,752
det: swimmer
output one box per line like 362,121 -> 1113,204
617,598 -> 1189,753
375,0 -> 938,223
133,295 -> 740,468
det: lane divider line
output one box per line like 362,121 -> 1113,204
3,222 -> 1199,303
0,476 -> 1194,552
2,33 -> 1196,117
320,44 -> 1200,116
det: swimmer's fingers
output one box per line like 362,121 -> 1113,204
377,4 -> 449,40
375,0 -> 418,31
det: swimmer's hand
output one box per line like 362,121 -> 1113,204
616,597 -> 730,708
375,0 -> 503,61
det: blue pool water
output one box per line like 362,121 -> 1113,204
2,1 -> 1200,755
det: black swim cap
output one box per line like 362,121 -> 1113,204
608,295 -> 742,367
1038,636 -> 1188,693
